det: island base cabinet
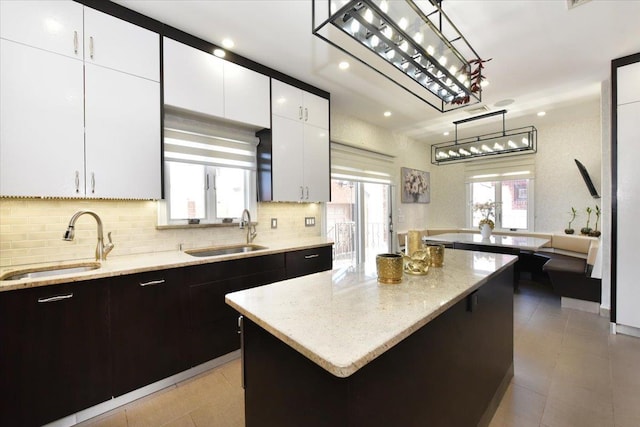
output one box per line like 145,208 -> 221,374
0,280 -> 111,427
243,266 -> 514,427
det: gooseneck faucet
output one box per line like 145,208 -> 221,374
240,209 -> 257,244
63,210 -> 114,261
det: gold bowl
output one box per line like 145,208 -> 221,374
376,253 -> 404,284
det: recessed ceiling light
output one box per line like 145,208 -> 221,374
338,61 -> 350,70
537,111 -> 546,117
213,48 -> 226,58
443,131 -> 450,136
383,111 -> 392,117
222,38 -> 234,49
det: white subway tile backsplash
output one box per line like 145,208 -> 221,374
0,199 -> 323,267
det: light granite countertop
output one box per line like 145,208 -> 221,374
226,249 -> 517,378
0,237 -> 333,292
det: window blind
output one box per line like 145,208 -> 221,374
164,109 -> 258,170
464,155 -> 535,183
330,141 -> 395,184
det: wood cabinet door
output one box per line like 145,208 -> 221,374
163,37 -> 224,118
110,268 -> 187,397
224,61 -> 270,128
0,39 -> 85,197
84,63 -> 161,199
0,0 -> 83,59
84,7 -> 159,81
0,280 -> 111,427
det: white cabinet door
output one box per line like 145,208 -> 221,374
617,62 -> 640,106
616,101 -> 640,329
224,61 -> 270,128
84,7 -> 159,81
0,0 -> 83,60
85,64 -> 161,199
272,115 -> 304,201
303,124 -> 330,202
0,40 -> 84,197
163,37 -> 224,118
303,92 -> 329,130
272,79 -> 304,121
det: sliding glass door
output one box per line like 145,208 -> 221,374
327,179 -> 392,268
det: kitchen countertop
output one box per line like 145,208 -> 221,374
225,249 -> 517,378
424,232 -> 550,251
0,237 -> 333,292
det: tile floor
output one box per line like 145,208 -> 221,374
80,281 -> 640,427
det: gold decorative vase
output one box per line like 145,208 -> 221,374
376,253 -> 404,284
425,244 -> 445,267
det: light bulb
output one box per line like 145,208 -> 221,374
438,55 -> 447,66
426,45 -> 435,56
522,138 -> 529,146
371,35 -> 379,48
508,140 -> 517,148
364,8 -> 373,23
350,19 -> 360,34
413,32 -> 423,44
449,65 -> 458,75
399,17 -> 408,30
493,143 -> 504,150
383,26 -> 393,39
386,49 -> 395,60
380,0 -> 388,13
400,40 -> 408,52
470,147 -> 481,154
481,144 -> 493,152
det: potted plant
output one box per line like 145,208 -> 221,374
565,207 -> 577,234
581,206 -> 593,235
589,205 -> 601,237
474,201 -> 497,238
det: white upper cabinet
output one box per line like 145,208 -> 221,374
272,80 -> 329,130
84,7 -> 159,81
303,124 -> 330,202
223,61 -> 270,128
0,39 -> 85,197
0,1 -> 161,199
163,37 -> 224,117
617,62 -> 640,106
163,37 -> 270,128
0,0 -> 83,59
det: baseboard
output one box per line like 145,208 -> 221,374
44,350 -> 241,427
614,323 -> 640,339
561,296 -> 600,313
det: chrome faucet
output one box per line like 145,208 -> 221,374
240,209 -> 257,244
63,210 -> 114,261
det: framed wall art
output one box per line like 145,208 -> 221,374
401,167 -> 430,203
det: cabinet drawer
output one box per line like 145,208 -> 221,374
285,245 -> 333,279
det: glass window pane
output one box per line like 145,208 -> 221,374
501,179 -> 528,229
471,182 -> 496,228
327,179 -> 356,268
363,182 -> 390,256
215,167 -> 245,219
167,162 -> 206,220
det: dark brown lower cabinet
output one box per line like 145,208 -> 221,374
285,245 -> 333,279
110,268 -> 188,397
185,254 -> 287,366
0,279 -> 111,427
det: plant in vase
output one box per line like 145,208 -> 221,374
565,207 -> 577,234
589,205 -> 601,237
581,206 -> 593,235
474,201 -> 497,237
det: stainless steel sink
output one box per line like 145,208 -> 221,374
185,244 -> 268,257
0,262 -> 101,281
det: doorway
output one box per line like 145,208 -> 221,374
326,179 -> 392,268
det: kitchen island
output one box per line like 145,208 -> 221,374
226,249 -> 516,427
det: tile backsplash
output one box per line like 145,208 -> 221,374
0,198 -> 322,267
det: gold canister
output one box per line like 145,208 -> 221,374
425,244 -> 445,267
406,230 -> 423,257
376,253 -> 404,284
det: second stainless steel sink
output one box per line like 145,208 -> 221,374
185,244 -> 268,257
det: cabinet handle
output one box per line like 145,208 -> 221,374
305,186 -> 309,199
91,172 -> 95,194
299,106 -> 303,120
38,293 -> 73,303
304,107 -> 308,122
139,279 -> 165,287
73,31 -> 78,55
75,171 -> 80,193
300,186 -> 304,200
304,254 -> 319,259
89,36 -> 94,59
239,315 -> 245,389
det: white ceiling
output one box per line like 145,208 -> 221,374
115,0 -> 640,144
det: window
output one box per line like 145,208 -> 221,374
161,108 -> 258,225
165,162 -> 253,223
466,157 -> 535,230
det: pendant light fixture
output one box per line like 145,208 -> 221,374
431,110 -> 537,164
312,0 -> 486,112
